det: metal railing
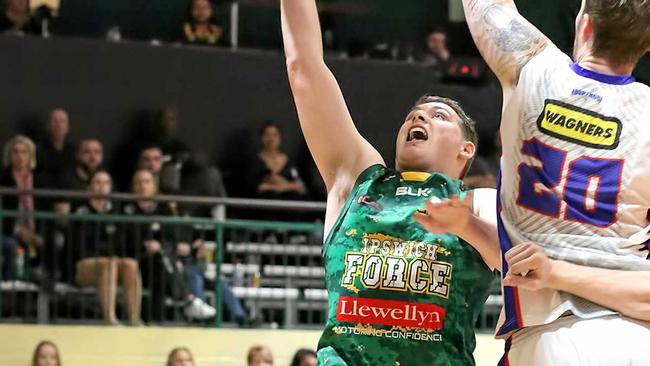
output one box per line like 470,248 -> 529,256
0,188 -> 501,330
0,188 -> 326,328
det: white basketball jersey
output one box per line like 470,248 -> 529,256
496,45 -> 650,338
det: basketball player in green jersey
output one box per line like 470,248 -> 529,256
281,1 -> 501,365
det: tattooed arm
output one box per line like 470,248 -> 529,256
463,0 -> 550,87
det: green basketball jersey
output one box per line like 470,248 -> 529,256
317,165 -> 494,366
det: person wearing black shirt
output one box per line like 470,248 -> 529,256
73,170 -> 141,325
124,169 -> 215,322
180,0 -> 224,46
36,108 -> 77,190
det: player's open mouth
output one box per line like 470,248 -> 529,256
407,126 -> 428,142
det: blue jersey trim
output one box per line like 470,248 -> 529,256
496,169 -> 523,336
571,63 -> 635,85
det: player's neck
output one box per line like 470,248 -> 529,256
576,55 -> 635,77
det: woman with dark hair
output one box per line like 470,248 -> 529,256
167,347 -> 195,366
31,340 -> 61,366
252,122 -> 307,200
180,0 -> 223,46
74,170 -> 142,325
290,348 -> 317,366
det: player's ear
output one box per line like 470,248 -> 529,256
460,141 -> 475,161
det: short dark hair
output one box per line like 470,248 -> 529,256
414,95 -> 479,178
291,348 -> 317,366
260,121 -> 282,136
584,0 -> 650,65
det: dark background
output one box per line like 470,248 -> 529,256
1,0 -> 648,196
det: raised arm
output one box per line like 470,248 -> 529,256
281,0 -> 383,195
462,0 -> 550,87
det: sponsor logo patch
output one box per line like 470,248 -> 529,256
336,296 -> 446,330
536,99 -> 621,150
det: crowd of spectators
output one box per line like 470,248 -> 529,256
0,0 -> 227,47
0,102 -> 498,325
28,340 -> 316,366
0,106 -> 278,325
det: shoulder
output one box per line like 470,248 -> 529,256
328,164 -> 387,205
519,44 -> 572,83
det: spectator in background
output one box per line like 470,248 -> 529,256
1,135 -> 43,280
462,154 -> 497,189
167,347 -> 195,366
178,152 -> 228,218
124,169 -> 215,322
151,105 -> 191,164
31,340 -> 61,366
422,30 -> 451,72
74,139 -> 104,189
247,345 -> 273,366
36,108 -> 76,190
252,122 -> 307,200
138,144 -> 181,195
181,0 -> 224,46
290,349 -> 317,366
0,0 -> 38,34
74,170 -> 142,325
138,146 -> 164,181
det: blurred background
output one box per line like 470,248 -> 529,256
0,0 -> 647,365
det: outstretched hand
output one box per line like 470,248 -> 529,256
503,242 -> 554,291
413,192 -> 474,237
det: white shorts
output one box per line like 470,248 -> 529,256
503,315 -> 650,366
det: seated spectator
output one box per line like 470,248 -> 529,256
290,349 -> 317,366
31,340 -> 61,366
139,144 -> 227,218
178,152 -> 227,218
74,139 -> 104,189
181,0 -> 223,46
124,169 -> 215,322
36,108 -> 76,190
74,170 -> 141,325
421,30 -> 451,75
167,347 -> 195,366
252,122 -> 307,200
0,0 -> 38,34
247,345 -> 273,366
138,145 -> 184,195
138,145 -> 167,189
1,135 -> 43,280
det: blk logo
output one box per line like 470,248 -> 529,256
396,187 -> 431,197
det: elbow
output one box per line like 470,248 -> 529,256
285,57 -> 304,80
285,56 -> 324,80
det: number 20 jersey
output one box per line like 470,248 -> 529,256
496,45 -> 650,337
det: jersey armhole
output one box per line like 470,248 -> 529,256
322,164 -> 387,257
518,44 -> 571,86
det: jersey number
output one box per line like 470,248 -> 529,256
516,138 -> 624,227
